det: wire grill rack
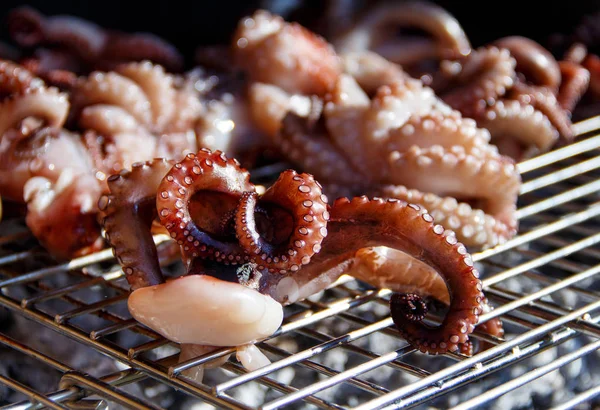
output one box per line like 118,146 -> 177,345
1,117 -> 600,410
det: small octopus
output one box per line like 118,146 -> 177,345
99,148 -> 502,374
235,11 -> 521,250
432,37 -> 589,160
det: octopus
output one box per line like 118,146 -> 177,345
330,1 -> 472,79
0,60 -> 104,258
0,56 -> 270,258
100,148 -> 502,373
7,6 -> 184,74
235,11 -> 521,250
431,37 -> 589,160
68,60 -> 203,178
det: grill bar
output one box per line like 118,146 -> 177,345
0,118 -> 599,409
449,337 -> 600,410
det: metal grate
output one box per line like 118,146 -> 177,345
1,116 -> 600,410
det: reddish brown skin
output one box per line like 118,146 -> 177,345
7,6 -> 183,74
102,150 -> 496,354
493,36 -> 561,91
557,61 -> 590,113
435,44 -> 587,157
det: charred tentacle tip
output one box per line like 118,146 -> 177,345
390,293 -> 428,323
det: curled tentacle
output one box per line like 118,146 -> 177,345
492,36 -> 561,91
390,293 -> 428,323
435,47 -> 516,118
235,170 -> 328,273
115,61 -> 176,130
157,150 -> 253,264
102,33 -> 184,73
332,1 -> 471,69
385,145 -> 520,247
0,86 -> 69,136
479,99 -> 560,157
372,184 -> 514,249
322,197 -> 483,354
72,71 -> 153,126
557,60 -> 590,113
509,82 -> 574,141
8,7 -> 106,61
7,7 -> 183,72
0,59 -> 45,95
100,158 -> 175,290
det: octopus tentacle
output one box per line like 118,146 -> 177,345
385,113 -> 494,157
0,59 -> 45,94
436,47 -> 516,118
391,293 -> 428,323
235,170 -> 328,273
72,71 -> 153,126
509,82 -> 574,141
7,7 -> 183,72
102,33 -> 184,72
372,185 -> 513,249
99,158 -> 175,290
385,145 -> 520,232
557,61 -> 590,113
333,1 -> 471,67
323,197 -> 483,354
8,7 -> 107,60
0,87 -> 69,136
79,105 -> 140,135
278,113 -> 370,187
157,150 -> 253,264
115,61 -> 176,130
479,99 -> 560,157
492,36 -> 561,91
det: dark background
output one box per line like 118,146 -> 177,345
0,0 -> 599,64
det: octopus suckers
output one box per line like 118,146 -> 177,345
298,185 -> 311,193
184,176 -> 192,184
298,227 -> 308,235
98,195 -> 109,210
445,235 -> 458,245
302,200 -> 313,207
433,225 -> 444,235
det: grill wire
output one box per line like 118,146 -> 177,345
0,116 -> 600,410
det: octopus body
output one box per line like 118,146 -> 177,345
235,12 -> 520,250
0,60 -> 104,258
7,6 -> 183,73
101,148 -> 499,359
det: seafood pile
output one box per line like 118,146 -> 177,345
0,1 -> 595,381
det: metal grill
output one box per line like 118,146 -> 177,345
1,116 -> 600,410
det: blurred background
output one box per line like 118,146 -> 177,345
1,0 -> 599,66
